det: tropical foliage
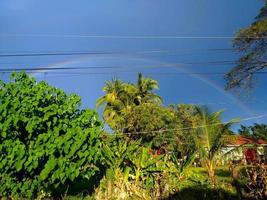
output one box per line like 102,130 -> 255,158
192,108 -> 238,183
0,72 -> 263,200
96,73 -> 171,141
95,136 -> 167,199
225,0 -> 267,89
239,123 -> 267,140
0,73 -> 103,199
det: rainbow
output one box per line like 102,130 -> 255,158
29,54 -> 254,117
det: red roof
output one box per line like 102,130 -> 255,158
226,135 -> 267,146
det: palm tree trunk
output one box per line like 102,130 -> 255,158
206,160 -> 215,184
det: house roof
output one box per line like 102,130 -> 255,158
225,135 -> 267,146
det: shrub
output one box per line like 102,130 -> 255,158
244,164 -> 267,200
0,72 -> 103,199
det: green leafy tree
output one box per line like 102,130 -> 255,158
0,72 -> 103,199
225,0 -> 267,89
96,73 -> 164,140
193,108 -> 237,184
251,123 -> 267,140
239,124 -> 253,136
125,103 -> 176,141
238,123 -> 267,140
159,104 -> 201,159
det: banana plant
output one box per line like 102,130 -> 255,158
170,151 -> 197,180
101,137 -> 140,181
128,144 -> 163,185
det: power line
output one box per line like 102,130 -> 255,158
1,61 -> 267,76
108,114 -> 267,136
37,72 -> 267,78
2,58 -> 262,72
0,48 -> 235,58
30,72 -> 229,75
0,48 -> 234,54
0,60 -> 239,67
0,60 -> 238,72
1,69 -> 267,77
1,34 -> 267,39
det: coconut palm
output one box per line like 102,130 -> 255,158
96,78 -> 129,131
238,123 -> 267,140
251,123 -> 267,140
193,107 -> 238,183
96,78 -> 125,110
134,73 -> 162,105
96,74 -> 163,134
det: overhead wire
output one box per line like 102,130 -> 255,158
1,34 -> 267,39
104,113 -> 267,136
1,58 -> 265,72
0,48 -> 236,58
0,60 -> 238,72
1,60 -> 266,76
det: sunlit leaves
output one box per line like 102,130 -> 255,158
0,72 -> 103,199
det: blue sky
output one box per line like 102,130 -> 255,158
0,0 -> 266,129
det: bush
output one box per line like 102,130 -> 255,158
0,72 -> 103,199
244,164 -> 267,200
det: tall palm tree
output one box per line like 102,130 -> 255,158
96,78 -> 129,131
135,73 -> 162,105
193,107 -> 238,183
96,74 -> 163,134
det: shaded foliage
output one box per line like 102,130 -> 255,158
238,123 -> 267,140
243,164 -> 267,200
225,0 -> 267,90
164,186 -> 247,200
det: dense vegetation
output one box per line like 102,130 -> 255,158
1,72 -> 266,199
1,3 -> 267,197
0,73 -> 103,198
239,123 -> 267,140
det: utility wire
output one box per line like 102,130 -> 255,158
0,48 -> 234,54
0,48 -> 235,58
1,63 -> 267,76
0,60 -> 238,71
1,34 -> 267,39
107,114 -> 267,136
0,60 -> 239,72
2,59 -> 265,72
31,72 -> 267,80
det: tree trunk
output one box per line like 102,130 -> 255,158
206,160 -> 215,184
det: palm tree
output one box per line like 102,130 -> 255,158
251,123 -> 267,140
238,123 -> 267,140
96,78 -> 125,109
96,78 -> 129,131
135,73 -> 162,105
193,107 -> 238,183
96,74 -> 163,133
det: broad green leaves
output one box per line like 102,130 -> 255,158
0,72 -> 103,199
